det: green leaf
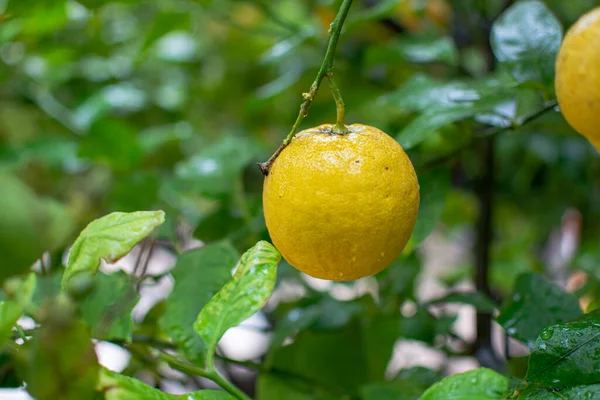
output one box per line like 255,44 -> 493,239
526,310 -> 600,387
19,303 -> 99,400
193,241 -> 280,366
267,324 -> 370,393
377,255 -> 421,301
411,169 -> 451,243
397,105 -> 480,149
268,306 -> 321,352
0,274 -> 36,342
383,74 -> 506,113
418,368 -> 508,400
366,36 -> 458,67
426,291 -> 498,314
0,173 -> 73,283
520,383 -> 600,399
0,301 -> 23,343
160,243 -> 240,364
267,316 -> 414,394
62,210 -> 165,289
496,273 -> 582,348
268,295 -> 368,359
98,368 -> 235,400
79,271 -> 139,341
490,0 -> 563,85
361,367 -> 443,400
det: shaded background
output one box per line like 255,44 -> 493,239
2,0 -> 600,398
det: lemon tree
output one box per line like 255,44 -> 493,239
2,0 -> 600,399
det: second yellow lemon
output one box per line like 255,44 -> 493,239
555,7 -> 600,150
263,124 -> 420,281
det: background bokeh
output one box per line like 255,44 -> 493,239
2,0 -> 600,399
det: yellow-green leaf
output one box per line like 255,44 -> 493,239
194,241 -> 280,367
62,211 -> 165,289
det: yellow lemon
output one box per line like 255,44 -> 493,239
263,124 -> 420,281
555,7 -> 600,150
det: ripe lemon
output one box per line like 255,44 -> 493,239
263,124 -> 420,281
555,7 -> 600,150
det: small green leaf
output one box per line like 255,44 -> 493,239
419,368 -> 508,400
526,310 -> 600,387
0,274 -> 36,342
490,0 -> 563,85
0,173 -> 73,283
411,169 -> 451,243
193,241 -> 280,366
160,243 -> 239,364
0,301 -> 23,343
62,210 -> 165,289
79,271 -> 139,341
496,273 -> 582,348
98,368 -> 235,400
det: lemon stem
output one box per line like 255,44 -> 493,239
327,74 -> 347,134
258,0 -> 354,176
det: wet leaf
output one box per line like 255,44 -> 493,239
160,243 -> 239,364
193,241 -> 280,366
497,273 -> 582,348
526,310 -> 600,387
62,210 -> 165,289
491,0 -> 563,85
419,368 -> 508,400
98,368 -> 235,399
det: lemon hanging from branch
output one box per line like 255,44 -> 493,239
260,0 -> 420,281
556,7 -> 600,150
263,124 -> 419,281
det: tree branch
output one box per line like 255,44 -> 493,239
258,0 -> 354,176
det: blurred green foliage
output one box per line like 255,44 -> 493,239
2,0 -> 600,399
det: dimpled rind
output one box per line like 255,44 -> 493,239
555,7 -> 600,150
263,124 -> 420,281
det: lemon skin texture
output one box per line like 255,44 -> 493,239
555,7 -> 600,150
263,124 -> 420,281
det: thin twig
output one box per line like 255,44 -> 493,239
327,74 -> 347,134
135,239 -> 156,292
159,352 -> 252,400
258,0 -> 354,176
